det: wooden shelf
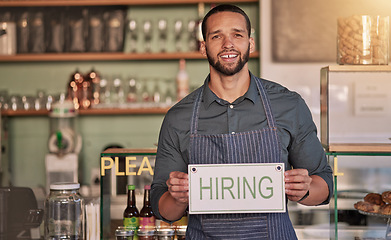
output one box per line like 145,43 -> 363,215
102,148 -> 156,155
0,51 -> 259,62
1,107 -> 169,116
325,65 -> 391,72
327,143 -> 391,153
0,0 -> 257,7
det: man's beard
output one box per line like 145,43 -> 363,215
206,45 -> 250,76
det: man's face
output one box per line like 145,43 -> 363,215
201,11 -> 254,76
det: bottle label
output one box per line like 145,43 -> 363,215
139,216 -> 156,228
124,217 -> 139,230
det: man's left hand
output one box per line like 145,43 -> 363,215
284,169 -> 312,202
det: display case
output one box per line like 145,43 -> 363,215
321,65 -> 391,240
320,65 -> 391,150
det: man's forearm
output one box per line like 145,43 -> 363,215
158,191 -> 188,221
299,175 -> 329,206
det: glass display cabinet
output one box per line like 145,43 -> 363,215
321,65 -> 391,240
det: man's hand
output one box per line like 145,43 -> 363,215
166,171 -> 189,205
284,169 -> 312,202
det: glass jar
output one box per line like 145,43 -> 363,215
337,15 -> 389,65
156,227 -> 175,240
115,226 -> 134,240
44,182 -> 84,240
175,226 -> 186,240
138,227 -> 156,240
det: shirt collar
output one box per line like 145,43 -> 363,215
202,72 -> 258,109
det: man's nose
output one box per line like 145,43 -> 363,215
222,36 -> 234,48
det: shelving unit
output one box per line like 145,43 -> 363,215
0,51 -> 259,62
0,0 -> 260,116
0,0 -> 257,7
1,107 -> 170,117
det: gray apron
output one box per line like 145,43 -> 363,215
186,76 -> 297,239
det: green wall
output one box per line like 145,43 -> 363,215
0,3 -> 259,188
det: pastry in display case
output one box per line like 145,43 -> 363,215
354,192 -> 390,214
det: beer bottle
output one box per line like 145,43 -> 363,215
139,185 -> 155,229
123,185 -> 139,232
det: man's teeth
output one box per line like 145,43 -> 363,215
221,54 -> 237,58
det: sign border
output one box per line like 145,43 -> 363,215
188,163 -> 286,214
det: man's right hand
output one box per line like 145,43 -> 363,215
166,171 -> 189,205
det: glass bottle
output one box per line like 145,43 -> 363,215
80,74 -> 92,109
176,59 -> 189,101
139,185 -> 155,230
123,185 -> 139,235
67,69 -> 84,110
44,182 -> 84,240
126,76 -> 138,103
85,68 -> 101,106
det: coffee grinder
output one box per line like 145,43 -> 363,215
45,94 -> 82,193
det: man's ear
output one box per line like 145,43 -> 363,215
249,37 -> 255,54
200,41 -> 207,56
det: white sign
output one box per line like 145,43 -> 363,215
354,78 -> 391,116
188,163 -> 286,214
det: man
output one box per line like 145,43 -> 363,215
151,4 -> 333,239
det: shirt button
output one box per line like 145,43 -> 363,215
229,105 -> 234,109
231,131 -> 235,135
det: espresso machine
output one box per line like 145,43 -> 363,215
45,94 -> 82,193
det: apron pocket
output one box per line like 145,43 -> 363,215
201,214 -> 269,239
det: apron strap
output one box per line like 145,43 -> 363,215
254,77 -> 277,129
190,87 -> 203,135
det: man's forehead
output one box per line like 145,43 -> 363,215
206,12 -> 247,31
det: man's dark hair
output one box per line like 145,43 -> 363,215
201,4 -> 251,41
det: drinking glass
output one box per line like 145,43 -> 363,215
140,78 -> 151,108
164,79 -> 175,107
34,89 -> 47,110
174,19 -> 183,52
158,19 -> 168,52
0,90 -> 9,110
187,20 -> 197,52
99,76 -> 111,106
126,76 -> 138,104
128,19 -> 138,53
152,78 -> 161,107
143,20 -> 153,52
22,95 -> 34,110
112,75 -> 125,107
9,95 -> 22,111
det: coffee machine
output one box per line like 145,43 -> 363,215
0,187 -> 43,240
45,94 -> 82,193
